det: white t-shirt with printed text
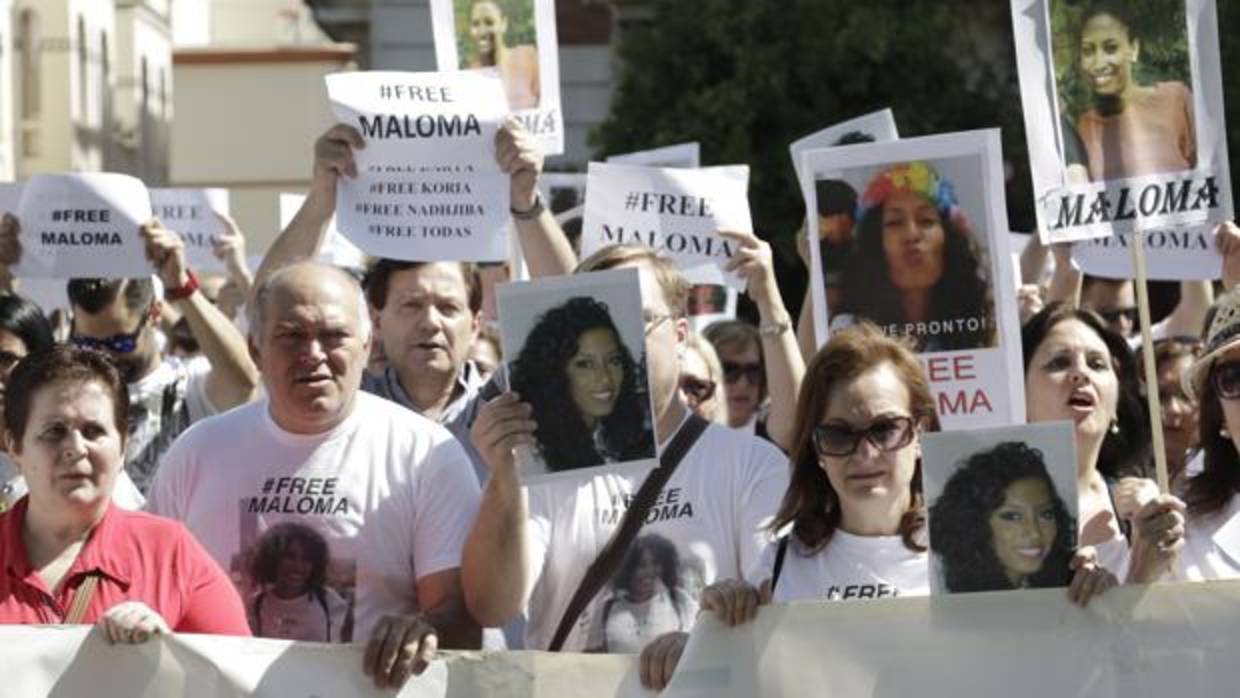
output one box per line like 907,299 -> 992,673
750,531 -> 929,604
147,392 -> 481,642
522,422 -> 788,651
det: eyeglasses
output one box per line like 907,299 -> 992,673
812,416 -> 919,457
679,375 -> 716,404
70,312 -> 148,354
722,361 -> 763,385
643,313 -> 672,336
1097,307 -> 1138,329
1211,361 -> 1240,400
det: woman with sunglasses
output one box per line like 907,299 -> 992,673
1022,303 -> 1184,584
1177,289 -> 1240,580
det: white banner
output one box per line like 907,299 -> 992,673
1072,225 -> 1221,280
606,142 -> 701,169
430,0 -> 564,155
15,172 -> 153,278
581,163 -> 752,289
1011,0 -> 1233,243
150,188 -> 230,274
8,580 -> 1240,697
801,130 -> 1025,429
326,70 -> 510,262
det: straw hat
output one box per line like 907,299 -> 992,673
1184,287 -> 1240,401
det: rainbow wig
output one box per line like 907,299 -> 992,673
856,161 -> 970,233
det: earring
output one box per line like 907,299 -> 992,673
1221,428 -> 1230,439
1109,420 -> 1120,435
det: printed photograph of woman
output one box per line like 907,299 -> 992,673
929,441 -> 1078,593
835,161 -> 996,352
586,533 -> 699,653
509,296 -> 655,473
457,0 -> 540,110
248,522 -> 352,642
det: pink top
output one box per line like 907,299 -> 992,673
0,498 -> 250,634
1076,81 -> 1197,181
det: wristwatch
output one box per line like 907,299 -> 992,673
511,193 -> 545,221
165,269 -> 200,301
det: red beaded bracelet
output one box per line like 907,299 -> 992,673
165,269 -> 200,301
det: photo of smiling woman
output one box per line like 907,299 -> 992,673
509,296 -> 655,473
1052,0 -> 1196,181
586,533 -> 699,653
456,0 -> 540,110
835,161 -> 996,352
248,522 -> 352,642
929,441 -> 1078,592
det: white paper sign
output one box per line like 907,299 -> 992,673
15,173 -> 153,278
150,188 -> 229,274
0,181 -> 22,214
326,70 -> 511,262
1072,225 -> 1221,280
496,268 -> 658,483
801,130 -> 1025,429
430,0 -> 564,155
581,163 -> 752,289
606,142 -> 701,169
1012,0 -> 1233,243
278,192 -> 367,271
788,109 -> 899,195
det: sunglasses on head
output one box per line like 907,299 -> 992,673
70,312 -> 148,355
1211,361 -> 1240,400
722,361 -> 763,385
812,415 -> 919,458
679,375 -> 717,404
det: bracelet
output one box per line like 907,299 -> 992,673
759,317 -> 792,337
510,193 -> 545,221
165,269 -> 200,301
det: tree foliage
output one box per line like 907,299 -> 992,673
592,0 -> 1239,310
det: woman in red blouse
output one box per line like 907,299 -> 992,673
0,346 -> 249,642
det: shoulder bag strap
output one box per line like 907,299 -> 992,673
548,414 -> 709,651
770,536 -> 790,595
62,572 -> 102,625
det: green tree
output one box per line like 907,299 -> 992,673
593,0 -> 1239,314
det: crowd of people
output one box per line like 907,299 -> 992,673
1,3 -> 1238,687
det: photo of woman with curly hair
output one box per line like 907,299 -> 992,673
928,440 -> 1078,593
247,522 -> 352,642
835,160 -> 996,352
585,533 -> 699,653
508,294 -> 655,474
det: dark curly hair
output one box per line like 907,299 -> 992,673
510,296 -> 653,471
929,442 -> 1077,592
1021,303 -> 1152,480
612,534 -> 685,616
250,522 -> 329,593
840,171 -> 995,351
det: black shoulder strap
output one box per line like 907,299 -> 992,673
548,414 -> 709,651
770,536 -> 790,595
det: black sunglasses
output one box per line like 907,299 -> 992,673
70,312 -> 149,354
1212,361 -> 1240,400
722,360 -> 763,385
680,375 -> 717,404
812,416 -> 919,457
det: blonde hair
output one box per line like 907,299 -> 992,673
684,331 -> 729,424
576,245 -> 689,318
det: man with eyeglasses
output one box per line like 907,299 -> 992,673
0,215 -> 259,492
464,244 -> 789,651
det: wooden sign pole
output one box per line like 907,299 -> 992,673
1131,232 -> 1171,493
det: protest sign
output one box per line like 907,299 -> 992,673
687,283 -> 737,331
150,188 -> 230,274
792,110 -> 901,346
0,181 -> 21,214
430,0 -> 564,155
801,129 -> 1025,429
1012,0 -> 1232,243
10,580 -> 1240,698
922,421 -> 1078,595
539,172 -> 587,215
496,268 -> 657,482
278,192 -> 367,271
581,163 -> 752,289
325,70 -> 510,262
1072,225 -> 1220,280
14,172 -> 153,278
606,142 -> 701,169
